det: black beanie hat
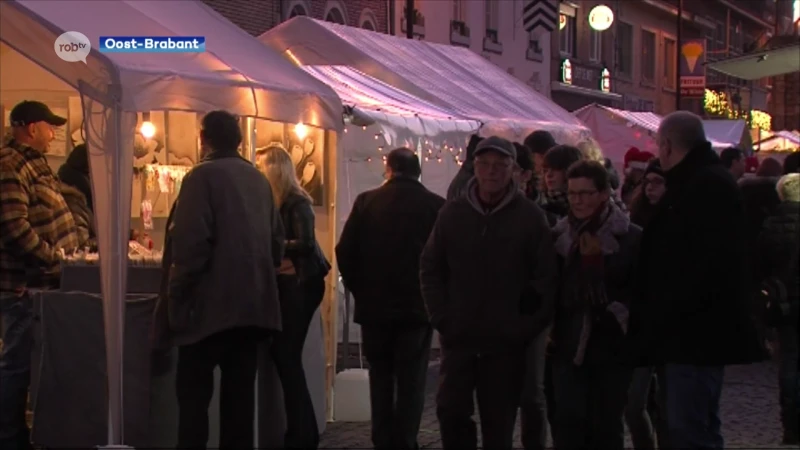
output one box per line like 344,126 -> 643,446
524,130 -> 557,156
513,143 -> 534,171
643,158 -> 664,178
543,145 -> 583,171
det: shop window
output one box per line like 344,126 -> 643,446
641,29 -> 656,84
589,29 -> 602,63
288,4 -> 307,19
559,14 -> 576,56
359,9 -> 378,31
527,29 -> 543,62
663,37 -> 676,89
615,21 -> 633,78
453,0 -> 466,22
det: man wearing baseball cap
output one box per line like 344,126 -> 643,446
420,136 -> 558,449
1,100 -> 80,450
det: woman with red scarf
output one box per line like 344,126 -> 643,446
550,160 -> 641,450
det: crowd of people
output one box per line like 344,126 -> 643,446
0,98 -> 797,450
338,111 -> 799,450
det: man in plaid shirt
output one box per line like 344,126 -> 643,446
0,101 -> 81,450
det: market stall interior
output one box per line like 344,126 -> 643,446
0,0 -> 342,448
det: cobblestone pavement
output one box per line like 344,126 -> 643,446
320,361 -> 797,449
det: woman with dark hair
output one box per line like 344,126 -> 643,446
540,145 -> 585,220
551,160 -> 640,450
446,134 -> 484,200
629,160 -> 666,228
58,144 -> 95,243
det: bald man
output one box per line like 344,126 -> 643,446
628,111 -> 763,449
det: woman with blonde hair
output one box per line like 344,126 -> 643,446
258,146 -> 331,449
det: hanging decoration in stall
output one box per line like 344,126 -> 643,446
144,164 -> 190,194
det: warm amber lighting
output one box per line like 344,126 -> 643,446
294,122 -> 309,140
140,121 -> 156,139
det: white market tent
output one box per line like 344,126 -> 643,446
0,0 -> 342,446
702,119 -> 748,149
260,17 -> 588,144
755,129 -> 800,152
298,65 -> 481,350
574,104 -> 738,169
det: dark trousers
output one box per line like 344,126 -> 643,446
361,322 -> 433,450
436,346 -> 525,450
520,326 -> 551,450
176,327 -> 264,450
271,275 -> 325,449
552,361 -> 632,450
663,364 -> 725,449
625,367 -> 668,450
777,325 -> 799,441
0,293 -> 33,450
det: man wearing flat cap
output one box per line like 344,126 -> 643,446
0,101 -> 81,450
420,136 -> 558,450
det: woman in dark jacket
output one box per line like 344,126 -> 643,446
58,144 -> 93,211
757,173 -> 800,445
629,160 -> 665,229
550,160 -> 641,450
259,146 -> 331,449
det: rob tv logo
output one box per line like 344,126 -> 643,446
54,31 -> 91,64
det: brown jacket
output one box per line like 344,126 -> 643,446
420,179 -> 558,352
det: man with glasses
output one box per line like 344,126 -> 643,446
420,136 -> 558,450
1,100 -> 81,450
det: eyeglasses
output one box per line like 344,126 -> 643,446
475,160 -> 513,171
567,190 -> 599,201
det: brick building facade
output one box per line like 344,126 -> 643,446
203,0 -> 388,37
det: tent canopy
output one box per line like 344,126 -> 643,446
702,119 -> 747,149
0,0 -> 343,130
708,43 -> 800,80
260,17 -> 586,138
302,65 -> 480,136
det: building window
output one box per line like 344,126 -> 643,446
325,7 -> 346,24
663,37 -> 676,89
453,0 -> 466,22
589,30 -> 602,62
359,9 -> 378,31
559,14 -> 576,56
288,4 -> 307,18
641,29 -> 656,83
485,0 -> 499,33
616,21 -> 633,78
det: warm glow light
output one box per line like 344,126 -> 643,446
140,121 -> 156,139
294,122 -> 308,140
588,5 -> 614,31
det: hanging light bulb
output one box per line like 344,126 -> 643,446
140,121 -> 156,139
294,122 -> 309,140
362,125 -> 367,130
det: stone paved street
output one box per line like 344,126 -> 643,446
320,361 -> 798,449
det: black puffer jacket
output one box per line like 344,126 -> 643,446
758,201 -> 800,323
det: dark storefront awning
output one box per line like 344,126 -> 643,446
708,43 -> 800,80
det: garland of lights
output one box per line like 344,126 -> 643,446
342,124 -> 468,165
703,89 -> 772,131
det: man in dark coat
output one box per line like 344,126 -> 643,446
165,110 -> 285,449
421,136 -> 558,450
57,144 -> 93,211
336,147 -> 444,450
629,111 -> 763,450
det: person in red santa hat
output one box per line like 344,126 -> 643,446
621,147 -> 656,207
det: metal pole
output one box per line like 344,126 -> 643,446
406,0 -> 414,39
676,0 -> 683,111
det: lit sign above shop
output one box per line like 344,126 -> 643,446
562,59 -> 573,85
601,68 -> 611,92
588,5 -> 614,31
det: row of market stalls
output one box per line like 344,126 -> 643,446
573,103 -> 799,169
0,2 -> 590,449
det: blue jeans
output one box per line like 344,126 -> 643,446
0,293 -> 33,450
664,364 -> 725,449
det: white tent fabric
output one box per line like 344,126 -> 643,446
574,104 -> 734,168
573,104 -> 662,168
1,0 -> 343,445
755,130 -> 800,151
260,17 -> 588,143
702,120 -> 747,149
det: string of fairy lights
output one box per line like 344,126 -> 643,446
342,124 -> 467,165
